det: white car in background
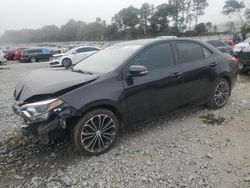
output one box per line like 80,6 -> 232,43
50,46 -> 100,67
0,50 -> 7,64
233,37 -> 250,54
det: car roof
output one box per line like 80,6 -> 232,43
206,40 -> 222,42
113,38 -> 205,47
24,48 -> 46,51
74,46 -> 100,50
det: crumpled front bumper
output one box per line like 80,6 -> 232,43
12,105 -> 59,136
12,102 -> 79,136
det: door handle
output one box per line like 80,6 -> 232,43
170,72 -> 183,79
210,62 -> 218,67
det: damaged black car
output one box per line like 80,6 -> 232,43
13,38 -> 237,155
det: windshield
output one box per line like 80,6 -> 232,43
65,47 -> 78,54
73,44 -> 142,74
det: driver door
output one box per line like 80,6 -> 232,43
122,42 -> 183,124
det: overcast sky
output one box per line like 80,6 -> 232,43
0,0 -> 249,34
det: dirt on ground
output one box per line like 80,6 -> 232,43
0,61 -> 250,188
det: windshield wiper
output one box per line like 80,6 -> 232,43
73,69 -> 93,75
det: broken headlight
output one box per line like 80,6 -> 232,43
19,98 -> 63,123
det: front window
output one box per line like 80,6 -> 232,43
73,44 -> 142,74
132,43 -> 175,71
207,40 -> 225,47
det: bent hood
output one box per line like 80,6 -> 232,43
14,69 -> 99,102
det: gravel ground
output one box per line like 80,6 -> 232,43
0,61 -> 250,188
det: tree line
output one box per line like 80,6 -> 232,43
1,0 -> 250,43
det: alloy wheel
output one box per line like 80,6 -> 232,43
80,114 -> 116,153
30,57 -> 36,63
214,80 -> 229,107
62,59 -> 71,67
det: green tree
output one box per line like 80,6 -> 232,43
60,19 -> 81,41
150,3 -> 173,35
40,25 -> 60,42
194,22 -> 207,35
139,3 -> 152,35
192,0 -> 209,26
222,0 -> 245,26
205,22 -> 213,33
226,21 -> 236,33
213,25 -> 218,34
112,6 -> 140,30
104,24 -> 119,40
245,8 -> 250,21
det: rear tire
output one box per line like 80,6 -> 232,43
207,78 -> 230,109
71,108 -> 120,156
30,57 -> 37,63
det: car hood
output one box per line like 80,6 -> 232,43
14,69 -> 99,102
243,45 -> 250,53
233,42 -> 249,52
235,42 -> 249,47
52,53 -> 68,57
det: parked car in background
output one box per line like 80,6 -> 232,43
50,49 -> 61,55
4,48 -> 16,60
236,45 -> 250,75
50,46 -> 100,67
21,48 -> 52,63
13,38 -> 237,155
0,50 -> 7,64
206,40 -> 233,55
233,37 -> 250,55
15,48 -> 27,61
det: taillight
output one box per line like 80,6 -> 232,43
231,57 -> 238,65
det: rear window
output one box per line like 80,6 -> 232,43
43,49 -> 50,54
202,47 -> 213,58
76,47 -> 99,53
207,40 -> 225,47
176,42 -> 204,64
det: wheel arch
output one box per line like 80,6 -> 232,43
79,100 -> 124,125
219,73 -> 232,88
218,72 -> 232,95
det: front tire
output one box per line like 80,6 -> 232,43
72,108 -> 120,156
207,78 -> 230,109
62,58 -> 72,68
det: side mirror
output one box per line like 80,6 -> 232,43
128,65 -> 148,77
72,51 -> 77,54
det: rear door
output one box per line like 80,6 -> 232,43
123,42 -> 183,123
35,49 -> 44,60
174,41 -> 217,104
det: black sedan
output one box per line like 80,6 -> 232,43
207,40 -> 233,55
13,38 -> 237,155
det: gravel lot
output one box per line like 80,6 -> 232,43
0,61 -> 250,188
